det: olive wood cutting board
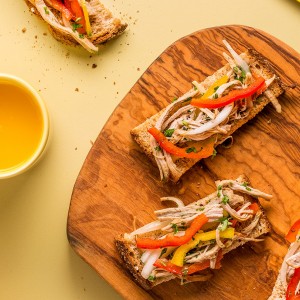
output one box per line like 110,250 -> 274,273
67,25 -> 300,300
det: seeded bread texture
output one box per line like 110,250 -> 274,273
131,49 -> 285,182
115,175 -> 271,290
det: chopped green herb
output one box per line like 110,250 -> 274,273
217,185 -> 222,197
186,147 -> 197,153
219,218 -> 229,231
164,128 -> 175,137
79,33 -> 85,39
159,248 -> 167,258
222,195 -> 229,204
182,120 -> 189,127
148,275 -> 156,282
233,66 -> 239,73
214,86 -> 219,92
196,206 -> 205,211
154,146 -> 161,152
213,93 -> 219,99
242,182 -> 252,191
211,149 -> 217,159
44,6 -> 49,14
171,223 -> 179,234
172,97 -> 178,102
72,22 -> 83,32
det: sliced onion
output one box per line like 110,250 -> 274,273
129,220 -> 170,237
160,197 -> 185,208
141,249 -> 161,279
177,104 -> 233,136
280,241 -> 300,284
223,40 -> 250,73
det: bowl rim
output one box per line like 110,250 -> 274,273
0,73 -> 50,179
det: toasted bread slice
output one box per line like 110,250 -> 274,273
24,0 -> 127,52
115,175 -> 271,290
131,49 -> 285,182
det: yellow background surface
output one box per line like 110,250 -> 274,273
1,1 -> 299,299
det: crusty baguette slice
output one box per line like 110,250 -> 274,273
115,175 -> 271,290
24,0 -> 127,52
131,49 -> 285,182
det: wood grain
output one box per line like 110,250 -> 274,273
67,25 -> 300,300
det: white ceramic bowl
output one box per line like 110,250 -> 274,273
0,73 -> 50,179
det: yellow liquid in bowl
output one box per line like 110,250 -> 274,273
0,82 -> 44,172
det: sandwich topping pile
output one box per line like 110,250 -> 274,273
25,0 -> 127,53
269,219 -> 300,300
131,40 -> 284,182
116,176 -> 272,289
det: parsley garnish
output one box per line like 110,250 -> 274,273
164,128 -> 175,137
148,275 -> 156,282
214,86 -> 219,92
186,147 -> 197,153
159,248 -> 167,258
217,185 -> 222,197
171,223 -> 179,234
154,146 -> 161,151
72,21 -> 83,32
213,93 -> 219,99
222,195 -> 229,204
242,182 -> 252,191
211,149 -> 217,159
44,6 -> 49,14
172,97 -> 178,102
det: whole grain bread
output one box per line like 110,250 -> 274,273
24,0 -> 127,49
115,175 -> 271,290
131,49 -> 285,182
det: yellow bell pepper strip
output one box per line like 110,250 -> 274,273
153,250 -> 223,276
79,0 -> 92,36
286,219 -> 300,243
136,214 -> 209,249
171,227 -> 235,266
148,127 -> 215,159
191,77 -> 266,109
201,75 -> 229,99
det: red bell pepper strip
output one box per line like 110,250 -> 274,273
64,0 -> 86,33
248,203 -> 260,215
286,267 -> 300,300
286,219 -> 300,243
148,127 -> 215,159
47,0 -> 74,20
190,77 -> 266,109
153,250 -> 223,276
136,214 -> 209,249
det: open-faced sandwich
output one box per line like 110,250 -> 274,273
131,40 -> 285,182
269,219 -> 300,300
24,0 -> 127,53
115,175 -> 272,289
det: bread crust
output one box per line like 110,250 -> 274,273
24,0 -> 127,49
115,177 -> 271,290
131,49 -> 285,182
